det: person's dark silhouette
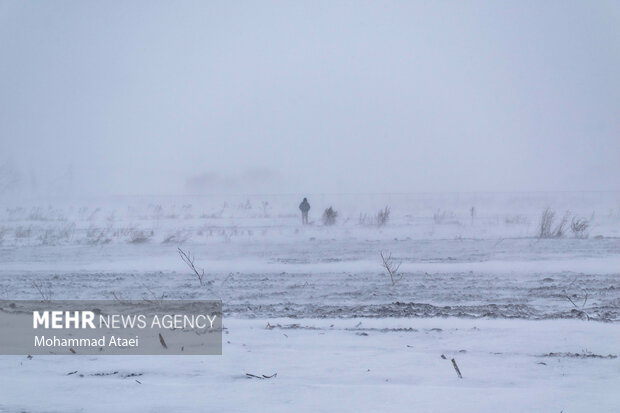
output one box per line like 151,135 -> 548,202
299,198 -> 310,225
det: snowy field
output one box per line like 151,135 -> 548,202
0,192 -> 619,412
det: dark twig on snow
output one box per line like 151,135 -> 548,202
451,358 -> 463,379
178,247 -> 206,286
111,291 -> 128,304
246,373 -> 277,379
563,289 -> 591,320
32,281 -> 53,302
142,284 -> 165,304
158,333 -> 168,349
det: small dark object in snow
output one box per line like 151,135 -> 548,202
67,371 -> 78,375
90,371 -> 118,377
27,355 -> 33,360
451,358 -> 463,379
246,373 -> 277,379
356,332 -> 368,336
441,354 -> 447,359
135,380 -> 142,384
537,362 -> 547,365
159,333 -> 168,349
541,352 -> 617,359
69,348 -> 76,354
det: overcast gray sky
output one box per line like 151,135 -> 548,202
1,1 -> 618,196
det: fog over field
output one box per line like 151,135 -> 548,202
1,1 -> 619,196
0,1 -> 619,413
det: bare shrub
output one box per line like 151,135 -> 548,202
162,230 -> 190,244
141,284 -> 166,304
200,205 -> 226,219
359,206 -> 391,227
111,291 -> 129,304
380,251 -> 402,285
376,206 -> 390,227
358,213 -> 372,226
563,289 -> 591,320
321,207 -> 338,226
128,229 -> 153,244
14,225 -> 32,239
553,211 -> 570,238
58,222 -> 76,239
538,208 -> 569,238
178,247 -> 206,286
538,208 -> 555,238
4,207 -> 23,221
32,280 -> 53,302
39,222 -> 76,245
86,226 -> 112,245
571,217 -> 590,239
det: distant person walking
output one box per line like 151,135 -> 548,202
299,198 -> 310,225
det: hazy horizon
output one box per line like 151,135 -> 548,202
1,1 -> 619,198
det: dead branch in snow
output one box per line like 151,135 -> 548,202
142,284 -> 165,304
158,333 -> 168,349
563,289 -> 591,320
380,251 -> 403,285
246,373 -> 277,379
178,247 -> 206,286
451,358 -> 463,379
32,281 -> 53,302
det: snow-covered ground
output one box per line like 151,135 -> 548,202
0,192 -> 619,412
1,318 -> 619,413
